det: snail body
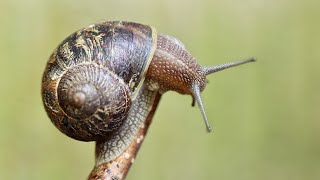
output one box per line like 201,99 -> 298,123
42,21 -> 255,163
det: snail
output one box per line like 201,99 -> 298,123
42,21 -> 255,163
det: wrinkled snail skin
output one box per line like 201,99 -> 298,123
93,33 -> 205,164
42,21 -> 255,166
95,85 -> 158,164
93,34 -> 202,164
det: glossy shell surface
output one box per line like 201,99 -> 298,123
42,21 -> 157,141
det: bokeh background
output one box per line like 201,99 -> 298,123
1,0 -> 319,179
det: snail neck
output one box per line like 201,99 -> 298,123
146,34 -> 206,95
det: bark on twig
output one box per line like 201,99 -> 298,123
88,93 -> 161,180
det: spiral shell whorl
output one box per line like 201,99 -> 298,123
58,64 -> 131,133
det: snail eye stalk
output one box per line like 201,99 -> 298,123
204,57 -> 256,75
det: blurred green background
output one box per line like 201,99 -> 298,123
1,0 -> 319,179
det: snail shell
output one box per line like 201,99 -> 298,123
42,21 -> 157,141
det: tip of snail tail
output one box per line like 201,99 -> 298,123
191,84 -> 213,133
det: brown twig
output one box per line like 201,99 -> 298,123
88,93 -> 161,180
